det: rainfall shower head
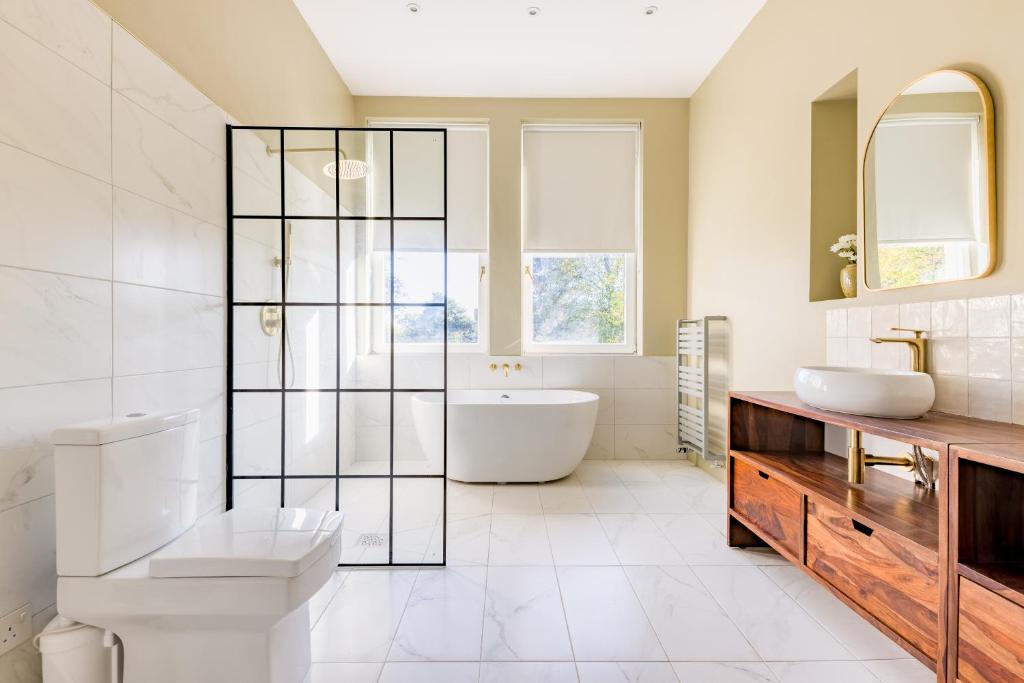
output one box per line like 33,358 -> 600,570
264,144 -> 369,180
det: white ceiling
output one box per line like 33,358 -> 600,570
292,0 -> 767,98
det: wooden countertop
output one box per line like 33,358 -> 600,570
730,391 -> 1024,452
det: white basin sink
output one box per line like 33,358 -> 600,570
793,366 -> 935,419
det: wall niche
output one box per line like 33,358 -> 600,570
809,69 -> 858,302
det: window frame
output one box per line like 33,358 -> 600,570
365,119 -> 491,356
522,251 -> 637,355
370,250 -> 489,355
520,122 -> 642,355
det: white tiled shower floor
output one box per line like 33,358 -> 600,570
305,460 -> 933,683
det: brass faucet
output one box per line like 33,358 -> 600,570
488,362 -> 523,378
847,429 -> 917,485
870,327 -> 927,373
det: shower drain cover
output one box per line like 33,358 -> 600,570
356,533 -> 388,547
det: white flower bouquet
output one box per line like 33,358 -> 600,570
830,233 -> 857,263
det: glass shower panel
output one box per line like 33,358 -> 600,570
228,126 -> 446,567
231,129 -> 281,216
283,130 -> 336,216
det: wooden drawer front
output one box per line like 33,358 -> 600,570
806,499 -> 939,660
959,578 -> 1024,682
731,458 -> 802,557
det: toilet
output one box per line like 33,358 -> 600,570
51,409 -> 343,683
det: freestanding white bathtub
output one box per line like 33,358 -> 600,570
411,390 -> 599,483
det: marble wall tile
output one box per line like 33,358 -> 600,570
111,25 -> 225,157
0,495 -> 55,617
585,425 -> 615,460
0,379 -> 109,513
0,143 -> 112,279
0,0 -> 111,83
0,267 -> 111,388
112,93 -> 224,226
112,366 -> 224,441
113,189 -> 225,296
591,388 -> 614,425
614,425 -> 677,459
613,356 -> 675,389
542,356 -> 615,389
113,283 -> 224,376
0,18 -> 110,180
613,389 -> 675,425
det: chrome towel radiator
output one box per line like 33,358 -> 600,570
676,317 -> 728,464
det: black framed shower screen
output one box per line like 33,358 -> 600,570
225,125 -> 447,567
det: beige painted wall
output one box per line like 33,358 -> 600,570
354,97 -> 689,356
688,0 -> 1024,389
92,0 -> 355,126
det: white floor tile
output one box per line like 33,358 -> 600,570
582,483 -> 643,513
492,484 -> 543,513
692,566 -> 852,662
480,662 -> 579,683
609,461 -> 663,482
449,482 -> 494,515
482,566 -> 573,661
541,480 -> 595,513
378,662 -> 479,683
489,514 -> 553,565
574,461 -> 620,484
671,662 -> 775,682
624,566 -> 759,662
546,514 -> 619,565
598,514 -> 685,565
760,565 -> 908,660
651,514 -> 786,566
309,663 -> 383,683
311,569 -> 418,662
767,661 -> 878,683
389,567 -> 487,661
557,566 -> 666,662
309,570 -> 348,629
862,658 -> 934,683
669,479 -> 727,513
446,514 -> 492,566
624,482 -> 695,514
577,662 -> 680,683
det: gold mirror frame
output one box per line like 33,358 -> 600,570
861,69 -> 997,292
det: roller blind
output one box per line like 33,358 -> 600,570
523,124 -> 639,253
872,116 -> 981,243
371,123 -> 489,252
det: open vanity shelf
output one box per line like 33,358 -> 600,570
727,391 -> 1024,683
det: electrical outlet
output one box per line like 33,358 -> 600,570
0,604 -> 31,657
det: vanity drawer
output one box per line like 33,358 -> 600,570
958,578 -> 1024,682
806,499 -> 939,660
731,458 -> 802,557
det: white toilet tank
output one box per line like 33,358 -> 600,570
52,409 -> 200,577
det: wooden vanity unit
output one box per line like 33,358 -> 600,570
727,391 -> 1024,682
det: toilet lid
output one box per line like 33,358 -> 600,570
149,507 -> 343,578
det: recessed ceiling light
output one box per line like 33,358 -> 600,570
406,3 -> 420,13
527,6 -> 540,16
644,5 -> 658,15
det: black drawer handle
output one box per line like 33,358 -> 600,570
851,519 -> 874,537
757,470 -> 770,480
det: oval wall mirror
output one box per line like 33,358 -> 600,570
863,70 -> 995,290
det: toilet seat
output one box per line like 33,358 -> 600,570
57,507 -> 344,683
150,507 -> 343,578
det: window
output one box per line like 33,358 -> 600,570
369,122 -> 489,353
522,124 -> 641,353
